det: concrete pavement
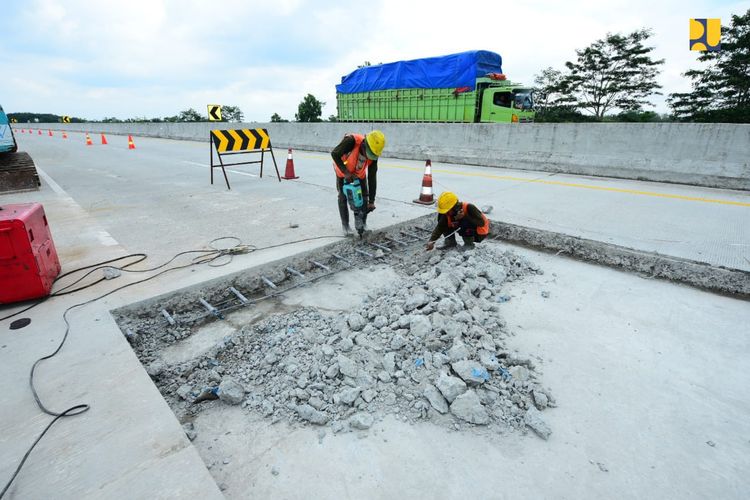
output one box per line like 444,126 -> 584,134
15,131 -> 750,270
1,131 -> 748,499
36,122 -> 750,190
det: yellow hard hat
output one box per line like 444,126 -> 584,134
437,191 -> 458,214
365,130 -> 385,160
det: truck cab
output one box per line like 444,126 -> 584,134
476,77 -> 535,123
0,105 -> 18,153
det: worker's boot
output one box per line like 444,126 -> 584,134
437,234 -> 458,250
460,235 -> 475,250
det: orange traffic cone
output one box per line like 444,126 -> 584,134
38,129 -> 42,135
85,133 -> 93,146
48,130 -> 53,137
62,131 -> 68,139
282,148 -> 299,179
127,135 -> 136,149
413,159 -> 435,205
20,129 -> 25,133
101,133 -> 108,145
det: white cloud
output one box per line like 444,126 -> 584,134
0,0 -> 745,120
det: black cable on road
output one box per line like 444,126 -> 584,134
0,234 -> 345,498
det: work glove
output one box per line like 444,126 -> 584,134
425,241 -> 435,252
367,202 -> 376,213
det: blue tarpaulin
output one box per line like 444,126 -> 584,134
336,50 -> 503,94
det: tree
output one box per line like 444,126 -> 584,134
295,94 -> 324,122
668,9 -> 750,122
177,108 -> 203,122
561,29 -> 664,119
8,112 -> 71,123
222,105 -> 244,122
533,67 -> 570,113
327,114 -> 338,122
270,113 -> 288,122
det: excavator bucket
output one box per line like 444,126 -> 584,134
0,152 -> 41,194
0,105 -> 41,194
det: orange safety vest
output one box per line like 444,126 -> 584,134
447,202 -> 490,235
333,134 -> 371,180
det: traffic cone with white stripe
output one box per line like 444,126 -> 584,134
281,148 -> 299,179
85,133 -> 93,146
48,130 -> 53,137
413,159 -> 435,205
62,131 -> 68,139
38,130 -> 42,135
101,133 -> 108,145
127,135 -> 136,149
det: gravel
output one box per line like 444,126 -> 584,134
125,241 -> 552,438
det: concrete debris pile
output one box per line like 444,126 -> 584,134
136,244 -> 555,439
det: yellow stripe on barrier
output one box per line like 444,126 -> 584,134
256,129 -> 270,150
211,130 -> 229,152
228,130 -> 244,152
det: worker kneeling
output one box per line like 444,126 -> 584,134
426,192 -> 490,251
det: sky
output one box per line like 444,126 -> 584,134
0,0 -> 746,121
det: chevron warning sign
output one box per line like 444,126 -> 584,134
62,116 -> 71,123
209,128 -> 281,188
211,128 -> 270,153
208,105 -> 222,122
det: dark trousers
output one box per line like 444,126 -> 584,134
440,219 -> 487,245
337,176 -> 369,227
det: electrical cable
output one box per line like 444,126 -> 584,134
0,233 -> 345,498
0,254 -> 148,322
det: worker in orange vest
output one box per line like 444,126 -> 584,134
331,130 -> 385,235
426,192 -> 490,251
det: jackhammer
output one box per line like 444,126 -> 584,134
342,178 -> 367,237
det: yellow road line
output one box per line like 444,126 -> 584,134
386,165 -> 750,208
298,153 -> 750,207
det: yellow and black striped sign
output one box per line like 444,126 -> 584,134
208,105 -> 222,122
62,116 -> 71,123
10,118 -> 17,123
211,128 -> 271,153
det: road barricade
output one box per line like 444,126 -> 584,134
209,128 -> 281,189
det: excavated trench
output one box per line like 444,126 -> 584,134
113,218 -> 556,448
112,213 -> 747,495
113,210 -> 747,446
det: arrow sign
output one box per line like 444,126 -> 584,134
208,105 -> 222,122
62,116 -> 71,123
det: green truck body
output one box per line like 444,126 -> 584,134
337,77 -> 534,123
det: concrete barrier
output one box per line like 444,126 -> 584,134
36,122 -> 750,190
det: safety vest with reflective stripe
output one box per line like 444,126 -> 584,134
333,134 -> 371,180
447,202 -> 490,235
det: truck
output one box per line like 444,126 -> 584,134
336,50 -> 534,123
0,105 -> 40,193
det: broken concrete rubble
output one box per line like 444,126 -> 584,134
122,241 -> 552,438
524,406 -> 552,440
450,390 -> 490,425
217,378 -> 244,405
